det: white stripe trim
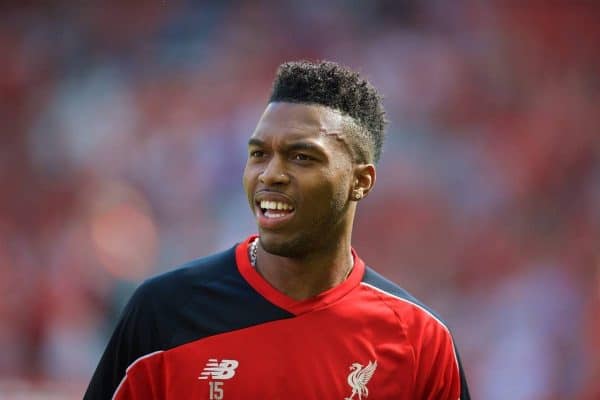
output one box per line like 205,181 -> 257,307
360,282 -> 460,371
112,350 -> 164,400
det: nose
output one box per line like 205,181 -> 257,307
259,156 -> 290,186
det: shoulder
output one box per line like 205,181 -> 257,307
131,245 -> 238,309
361,267 -> 470,399
361,267 -> 453,338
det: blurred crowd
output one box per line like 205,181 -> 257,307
0,1 -> 598,398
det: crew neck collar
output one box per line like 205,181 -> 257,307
235,235 -> 365,316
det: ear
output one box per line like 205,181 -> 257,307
350,164 -> 376,201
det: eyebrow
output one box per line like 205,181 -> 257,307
284,142 -> 325,154
248,138 -> 264,147
248,138 -> 324,153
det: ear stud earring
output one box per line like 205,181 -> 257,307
353,191 -> 362,200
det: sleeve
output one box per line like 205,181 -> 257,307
84,281 -> 161,400
110,350 -> 166,400
414,319 -> 471,400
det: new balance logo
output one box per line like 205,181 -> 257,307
198,359 -> 239,380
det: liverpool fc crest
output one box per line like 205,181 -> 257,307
345,360 -> 377,400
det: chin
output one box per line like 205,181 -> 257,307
258,232 -> 308,258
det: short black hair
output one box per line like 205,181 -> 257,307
269,60 -> 386,164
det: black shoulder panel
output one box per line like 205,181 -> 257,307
84,245 -> 293,400
142,245 -> 295,349
362,266 -> 438,317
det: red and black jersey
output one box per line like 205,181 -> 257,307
85,236 -> 470,399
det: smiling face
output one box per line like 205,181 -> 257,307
243,102 -> 366,258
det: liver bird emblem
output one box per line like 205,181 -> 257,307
345,360 -> 377,400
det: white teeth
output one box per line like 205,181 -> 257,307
265,211 -> 286,218
260,200 -> 293,211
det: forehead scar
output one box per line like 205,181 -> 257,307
318,128 -> 346,142
318,127 -> 357,160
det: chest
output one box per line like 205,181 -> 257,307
136,308 -> 417,399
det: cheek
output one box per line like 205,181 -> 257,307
330,168 -> 353,197
317,173 -> 352,210
242,165 -> 254,199
331,182 -> 350,209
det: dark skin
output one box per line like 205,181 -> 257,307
243,102 -> 375,301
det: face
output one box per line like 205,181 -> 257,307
243,102 -> 358,257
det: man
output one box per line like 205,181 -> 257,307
85,61 -> 470,399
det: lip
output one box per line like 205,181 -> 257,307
253,190 -> 296,230
254,190 -> 295,205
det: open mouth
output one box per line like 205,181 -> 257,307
258,200 -> 295,219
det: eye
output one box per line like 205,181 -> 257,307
249,150 -> 265,158
292,153 -> 312,161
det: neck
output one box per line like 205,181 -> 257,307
254,234 -> 354,301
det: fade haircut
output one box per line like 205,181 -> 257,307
269,60 -> 386,164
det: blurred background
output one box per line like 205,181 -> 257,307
1,0 -> 598,398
